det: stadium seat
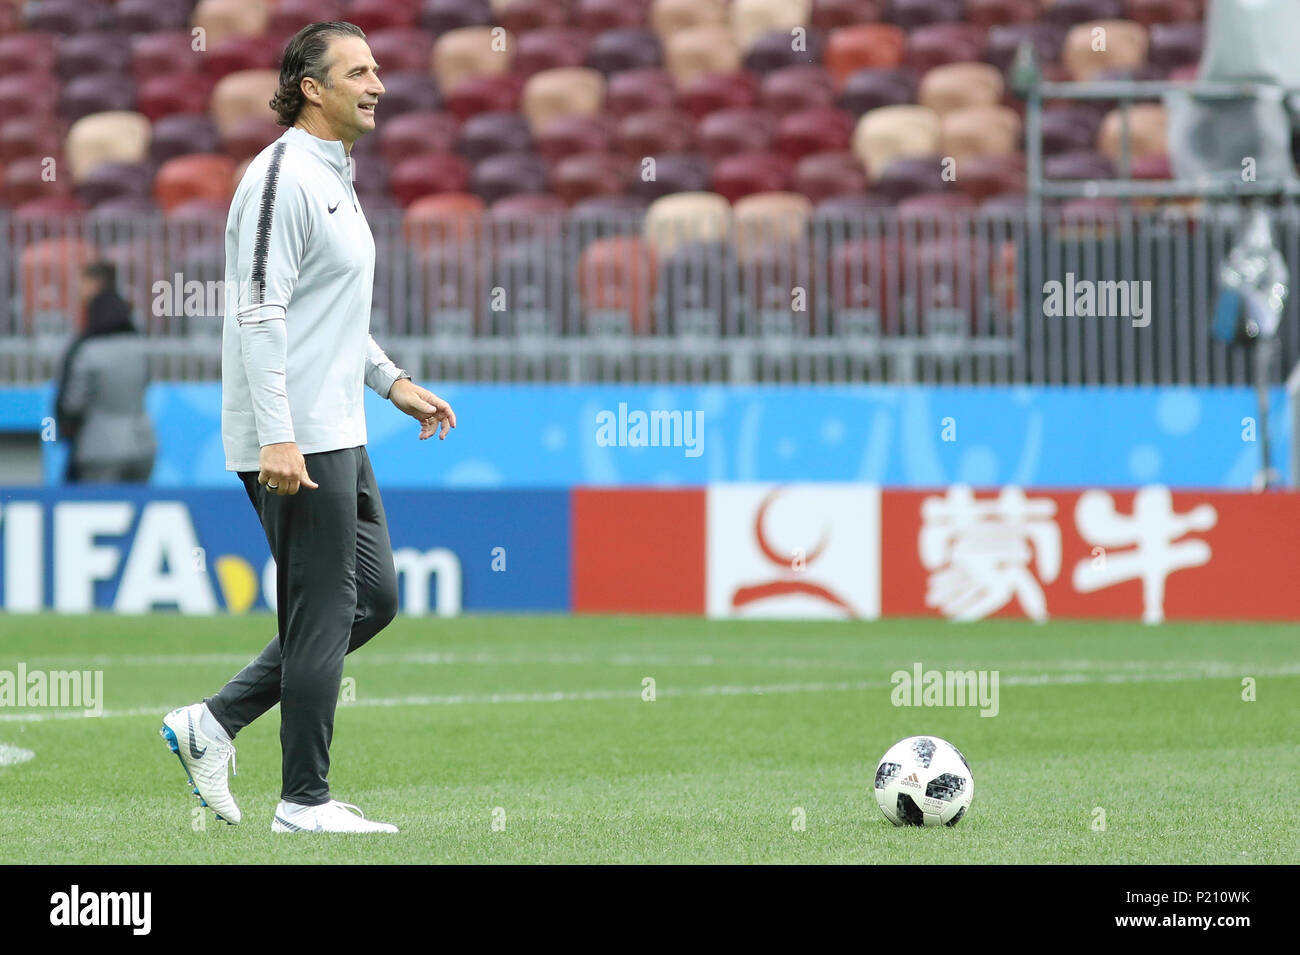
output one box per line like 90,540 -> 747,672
347,0 -> 419,32
838,68 -> 918,115
74,162 -> 155,207
656,238 -> 735,336
614,108 -> 696,158
204,35 -> 281,80
665,25 -> 741,87
577,236 -> 657,334
19,237 -> 96,332
940,104 -> 1022,161
1041,105 -> 1103,154
897,191 -> 976,223
643,190 -> 730,256
0,74 -> 58,124
572,0 -> 652,31
389,152 -> 473,205
810,0 -> 886,29
210,69 -> 279,136
632,152 -> 713,200
488,190 -> 567,224
1147,22 -> 1203,72
0,117 -> 64,165
551,151 -> 630,204
56,33 -> 132,81
918,62 -> 1005,116
380,111 -> 461,165
873,154 -> 949,201
456,111 -> 533,161
1050,0 -> 1126,27
826,235 -> 899,335
743,29 -> 826,75
113,0 -> 191,34
697,108 -> 779,161
952,152 -> 1026,202
776,106 -> 855,159
711,152 -> 792,202
60,74 -> 136,123
512,28 -> 593,79
402,192 -> 485,253
378,71 -> 445,118
191,0 -> 271,46
825,24 -> 906,83
153,155 -> 236,211
443,73 -> 521,120
605,68 -> 678,116
24,0 -> 108,35
535,114 -> 614,164
853,105 -> 942,180
1126,0 -> 1202,28
963,0 -> 1039,29
0,32 -> 57,78
470,151 -> 551,203
421,0 -> 494,35
892,0 -> 964,29
364,28 -> 434,76
1044,149 -> 1116,180
65,111 -> 151,183
760,66 -> 835,116
4,157 -> 68,205
731,0 -> 811,53
88,195 -> 160,219
678,72 -> 758,118
522,67 -> 606,133
652,0 -> 728,40
585,29 -> 664,75
732,190 -> 811,260
131,32 -> 205,84
1130,153 -> 1171,179
984,23 -> 1065,73
267,0 -> 343,40
434,27 -> 514,95
497,0 -> 568,34
905,23 -> 986,73
570,193 -> 650,247
221,116 -> 284,163
1063,20 -> 1148,80
792,150 -> 868,203
149,114 -> 222,165
1098,103 -> 1167,161
813,191 -> 891,217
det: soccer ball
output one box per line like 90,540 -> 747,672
873,735 -> 974,827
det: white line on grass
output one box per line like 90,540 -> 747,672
0,662 -> 1296,723
0,743 -> 36,766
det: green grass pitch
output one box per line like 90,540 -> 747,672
0,613 -> 1296,864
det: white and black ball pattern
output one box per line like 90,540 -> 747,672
873,736 -> 973,827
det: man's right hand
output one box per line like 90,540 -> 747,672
258,442 -> 318,495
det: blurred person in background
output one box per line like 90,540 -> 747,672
53,261 -> 157,483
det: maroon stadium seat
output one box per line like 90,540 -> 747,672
906,24 -> 986,73
444,73 -> 525,120
711,151 -> 793,202
456,111 -> 534,162
420,0 -> 494,35
470,151 -> 552,203
489,191 -> 567,220
57,33 -> 132,80
1131,153 -> 1171,180
221,116 -> 283,163
150,114 -> 223,165
697,108 -> 779,161
205,35 -> 282,80
535,113 -> 614,164
4,157 -> 69,205
389,152 -> 472,205
578,235 -> 657,334
60,74 -> 136,123
792,151 -> 868,203
953,153 -> 1026,202
615,108 -> 696,158
88,195 -> 160,218
776,106 -> 855,160
573,0 -> 651,31
1044,150 -> 1116,181
367,28 -> 435,75
1041,106 -> 1102,155
1147,22 -> 1203,73
874,154 -> 950,201
631,152 -> 712,200
827,236 -> 899,334
75,161 -> 155,207
512,28 -> 593,79
0,117 -> 64,165
963,0 -> 1039,29
605,68 -> 677,116
25,0 -> 109,35
136,73 -> 214,121
813,192 -> 893,217
760,66 -> 835,116
0,33 -> 57,78
380,111 -> 461,165
743,30 -> 826,75
131,32 -> 204,83
838,68 -> 918,115
897,191 -> 976,223
1126,0 -> 1203,28
378,71 -> 445,118
112,0 -> 191,33
499,0 -> 570,35
985,24 -> 1065,73
1049,0 -> 1126,27
811,0 -> 886,29
0,74 -> 59,123
349,0 -> 419,32
585,28 -> 663,75
15,196 -> 88,223
551,151 -> 630,204
678,72 -> 758,119
268,0 -> 344,41
890,0 -> 963,30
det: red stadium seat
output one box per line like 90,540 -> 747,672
131,32 -> 205,83
137,72 -> 215,121
20,237 -> 96,332
0,74 -> 59,123
221,116 -> 284,163
402,192 -> 485,252
380,111 -> 461,165
614,108 -> 696,158
605,68 -> 677,116
963,0 -> 1039,30
445,72 -> 526,121
205,35 -> 281,80
760,66 -> 835,116
631,152 -> 712,200
578,236 -> 657,334
810,0 -> 886,29
1041,106 -> 1103,154
389,152 -> 472,205
897,191 -> 976,222
499,0 -> 570,34
512,28 -> 593,79
0,117 -> 64,165
678,72 -> 758,119
1126,0 -> 1203,28
0,33 -> 57,78
551,151 -> 630,204
470,151 -> 551,203
367,28 -> 435,75
535,113 -> 614,163
711,151 -> 793,202
573,0 -> 651,32
421,0 -> 493,34
792,151 -> 868,203
697,108 -> 779,161
267,0 -> 343,41
891,0 -> 963,29
906,24 -> 986,73
1044,150 -> 1116,180
153,154 -> 236,211
378,71 -> 446,118
4,157 -> 68,205
775,106 -> 855,160
456,111 -> 534,161
953,153 -> 1026,202
348,0 -> 419,32
825,24 -> 905,84
113,0 -> 191,33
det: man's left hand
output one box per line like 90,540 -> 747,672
390,379 -> 456,440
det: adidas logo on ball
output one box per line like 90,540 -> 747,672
901,772 -> 922,787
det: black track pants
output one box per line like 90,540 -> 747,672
205,445 -> 398,806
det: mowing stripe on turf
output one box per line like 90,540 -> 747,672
0,662 -> 1296,723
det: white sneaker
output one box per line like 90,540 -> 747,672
271,799 -> 399,833
159,703 -> 241,825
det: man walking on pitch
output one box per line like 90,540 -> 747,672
160,21 -> 455,834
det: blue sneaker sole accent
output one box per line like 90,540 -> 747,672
160,720 -> 234,825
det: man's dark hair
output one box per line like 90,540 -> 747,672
83,261 -> 116,291
270,21 -> 367,127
